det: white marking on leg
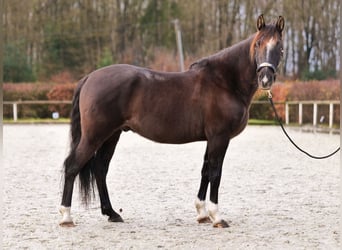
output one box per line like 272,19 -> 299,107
208,201 -> 223,224
59,206 -> 74,226
195,198 -> 208,222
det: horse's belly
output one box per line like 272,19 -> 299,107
124,117 -> 205,144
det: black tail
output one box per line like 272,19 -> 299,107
63,75 -> 95,205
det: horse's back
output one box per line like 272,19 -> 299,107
80,64 -> 196,109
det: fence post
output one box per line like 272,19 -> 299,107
285,102 -> 289,125
329,103 -> 334,128
298,102 -> 303,125
313,102 -> 317,126
13,103 -> 18,121
173,19 -> 185,72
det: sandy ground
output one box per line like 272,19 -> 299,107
3,124 -> 340,249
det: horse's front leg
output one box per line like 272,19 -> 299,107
195,147 -> 211,223
196,138 -> 229,228
207,153 -> 229,228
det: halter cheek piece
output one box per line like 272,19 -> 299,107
257,62 -> 276,73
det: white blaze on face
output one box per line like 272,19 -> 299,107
265,37 -> 276,62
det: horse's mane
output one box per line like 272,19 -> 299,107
190,23 -> 281,70
189,35 -> 256,70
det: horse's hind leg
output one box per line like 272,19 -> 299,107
94,131 -> 123,222
60,138 -> 100,226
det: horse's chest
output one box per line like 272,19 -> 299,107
206,97 -> 249,137
227,102 -> 249,137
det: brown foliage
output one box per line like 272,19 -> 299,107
3,83 -> 53,101
47,83 -> 76,100
287,80 -> 340,101
49,71 -> 76,84
47,83 -> 76,117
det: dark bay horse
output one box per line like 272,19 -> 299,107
60,15 -> 285,228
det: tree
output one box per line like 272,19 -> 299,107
4,43 -> 36,82
2,0 -> 340,81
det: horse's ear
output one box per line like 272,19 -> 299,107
276,16 -> 285,32
257,14 -> 265,31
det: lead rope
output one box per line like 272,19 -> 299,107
267,90 -> 340,159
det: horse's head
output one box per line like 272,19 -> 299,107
251,14 -> 285,90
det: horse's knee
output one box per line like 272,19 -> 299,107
63,150 -> 83,179
208,164 -> 223,203
201,160 -> 209,176
208,168 -> 222,184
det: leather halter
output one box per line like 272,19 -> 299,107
257,62 -> 276,73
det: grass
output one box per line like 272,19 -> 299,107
248,119 -> 277,125
3,118 -> 70,124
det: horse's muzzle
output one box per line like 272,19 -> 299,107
257,67 -> 275,90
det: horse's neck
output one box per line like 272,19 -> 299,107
211,36 -> 258,105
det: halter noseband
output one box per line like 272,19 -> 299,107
257,62 -> 276,73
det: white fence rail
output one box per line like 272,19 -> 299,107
285,100 -> 340,128
4,100 -> 72,121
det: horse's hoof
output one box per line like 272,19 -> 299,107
213,220 -> 229,228
59,221 -> 76,227
197,216 -> 211,224
108,215 -> 124,223
59,206 -> 75,227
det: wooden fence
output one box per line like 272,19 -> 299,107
4,100 -> 72,121
285,100 -> 340,128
